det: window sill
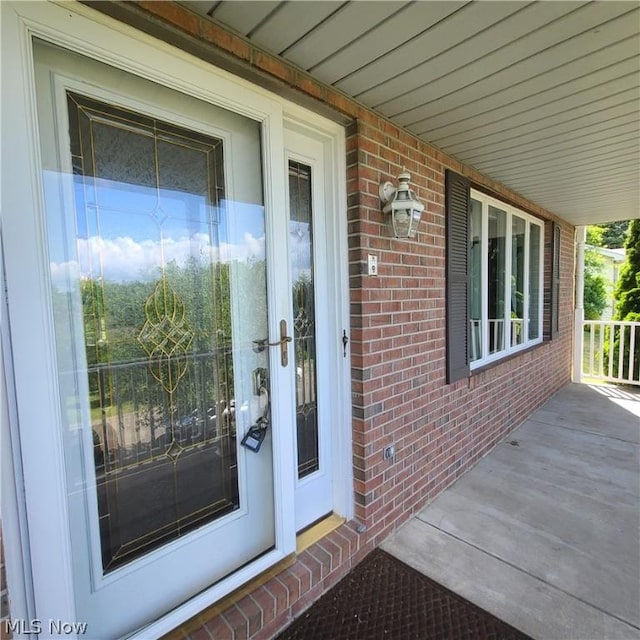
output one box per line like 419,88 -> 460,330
469,340 -> 546,377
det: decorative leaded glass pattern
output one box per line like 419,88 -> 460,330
289,161 -> 319,479
138,277 -> 195,394
66,91 -> 240,572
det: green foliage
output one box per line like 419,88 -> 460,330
53,257 -> 269,454
583,247 -> 607,320
584,246 -> 604,272
586,225 -> 604,246
604,220 -> 640,382
583,270 -> 608,320
593,220 -> 632,249
613,220 -> 640,320
604,318 -> 640,382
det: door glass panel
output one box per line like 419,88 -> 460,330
488,205 -> 507,355
289,161 -> 319,479
511,215 -> 526,346
469,198 -> 483,362
60,91 -> 267,573
529,224 -> 541,340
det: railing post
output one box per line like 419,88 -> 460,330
573,226 -> 586,383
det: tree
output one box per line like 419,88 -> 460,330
586,225 -> 604,246
607,220 -> 640,381
613,220 -> 640,321
583,257 -> 608,320
594,220 -> 631,249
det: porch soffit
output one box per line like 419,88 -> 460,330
180,0 -> 639,227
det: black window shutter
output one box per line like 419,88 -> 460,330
551,223 -> 561,338
445,170 -> 471,384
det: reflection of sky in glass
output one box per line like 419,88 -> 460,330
44,171 -> 311,288
48,171 -> 265,288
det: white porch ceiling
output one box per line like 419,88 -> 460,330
182,1 -> 639,226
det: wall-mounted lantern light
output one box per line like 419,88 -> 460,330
379,169 -> 425,238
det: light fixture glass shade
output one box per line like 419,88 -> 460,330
379,170 -> 424,238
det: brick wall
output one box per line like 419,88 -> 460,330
41,3 -> 575,638
345,118 -> 574,545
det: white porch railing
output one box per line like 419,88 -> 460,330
470,318 -> 525,361
582,321 -> 640,386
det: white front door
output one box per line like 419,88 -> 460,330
29,39 -> 286,638
3,3 -> 352,636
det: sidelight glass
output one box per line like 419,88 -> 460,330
289,161 -> 319,479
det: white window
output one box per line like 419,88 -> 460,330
469,190 -> 544,368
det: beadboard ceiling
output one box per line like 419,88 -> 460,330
181,0 -> 639,226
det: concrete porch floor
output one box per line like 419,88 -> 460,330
382,383 -> 640,640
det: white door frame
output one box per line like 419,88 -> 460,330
1,2 -> 352,638
283,120 -> 352,530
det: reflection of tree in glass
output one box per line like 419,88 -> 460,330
52,257 -> 267,470
292,273 -> 319,477
293,273 -> 315,363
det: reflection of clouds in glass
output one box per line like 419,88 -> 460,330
50,231 -> 265,288
290,221 -> 312,283
219,232 -> 264,264
50,260 -> 81,289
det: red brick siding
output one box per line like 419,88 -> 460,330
65,3 -> 575,639
345,117 -> 573,545
162,524 -> 373,640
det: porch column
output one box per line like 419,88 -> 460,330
573,226 -> 586,382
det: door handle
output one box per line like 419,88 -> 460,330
252,320 -> 292,367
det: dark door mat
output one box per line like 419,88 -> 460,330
276,548 -> 532,640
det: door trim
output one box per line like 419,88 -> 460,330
1,1 -> 351,638
284,123 -> 351,531
0,227 -> 38,632
283,112 -> 352,523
